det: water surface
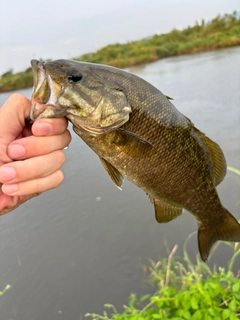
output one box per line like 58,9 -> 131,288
0,47 -> 240,320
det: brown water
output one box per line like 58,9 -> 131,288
0,47 -> 240,320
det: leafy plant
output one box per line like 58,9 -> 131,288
85,240 -> 240,320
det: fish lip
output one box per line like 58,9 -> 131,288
31,60 -> 47,98
30,60 -> 65,121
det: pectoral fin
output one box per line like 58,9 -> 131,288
117,128 -> 154,147
149,197 -> 182,223
99,157 -> 124,190
112,128 -> 154,157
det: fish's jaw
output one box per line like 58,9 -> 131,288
30,60 -> 67,121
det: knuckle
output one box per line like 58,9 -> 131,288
55,170 -> 64,186
50,150 -> 66,169
58,150 -> 66,165
51,117 -> 68,132
64,129 -> 72,143
8,93 -> 29,105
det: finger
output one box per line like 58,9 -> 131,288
0,150 -> 66,184
2,170 -> 64,196
7,130 -> 71,160
0,94 -> 31,144
32,117 -> 69,136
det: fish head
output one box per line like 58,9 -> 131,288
30,59 -> 132,135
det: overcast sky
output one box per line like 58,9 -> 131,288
0,0 -> 239,74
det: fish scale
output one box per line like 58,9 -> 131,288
30,59 -> 240,262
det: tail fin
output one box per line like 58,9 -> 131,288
198,209 -> 240,262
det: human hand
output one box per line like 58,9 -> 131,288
0,94 -> 71,216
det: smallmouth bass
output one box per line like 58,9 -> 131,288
30,59 -> 240,261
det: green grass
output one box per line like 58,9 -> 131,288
0,12 -> 240,93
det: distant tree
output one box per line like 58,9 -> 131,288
1,69 -> 13,78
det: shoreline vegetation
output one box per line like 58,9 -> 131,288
86,241 -> 240,320
0,12 -> 240,93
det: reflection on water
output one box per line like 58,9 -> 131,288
0,47 -> 240,320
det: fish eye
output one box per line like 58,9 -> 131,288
67,70 -> 83,83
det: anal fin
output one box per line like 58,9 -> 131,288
99,157 -> 124,190
149,197 -> 182,223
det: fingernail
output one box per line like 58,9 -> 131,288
33,122 -> 52,135
0,167 -> 16,182
2,183 -> 18,195
8,144 -> 25,159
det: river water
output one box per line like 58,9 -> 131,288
0,47 -> 240,319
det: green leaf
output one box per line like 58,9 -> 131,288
183,310 -> 191,319
229,299 -> 237,309
232,282 -> 240,292
222,309 -> 230,319
192,310 -> 202,320
190,297 -> 198,309
230,312 -> 238,320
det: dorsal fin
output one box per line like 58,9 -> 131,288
165,95 -> 174,100
193,127 -> 226,186
202,135 -> 226,186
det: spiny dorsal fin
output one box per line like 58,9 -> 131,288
149,196 -> 182,223
198,209 -> 240,262
99,157 -> 124,190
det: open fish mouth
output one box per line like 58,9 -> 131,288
29,60 -> 66,121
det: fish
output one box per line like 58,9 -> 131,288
29,59 -> 240,262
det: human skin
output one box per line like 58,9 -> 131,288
0,94 -> 72,216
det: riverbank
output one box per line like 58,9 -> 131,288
0,12 -> 239,93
